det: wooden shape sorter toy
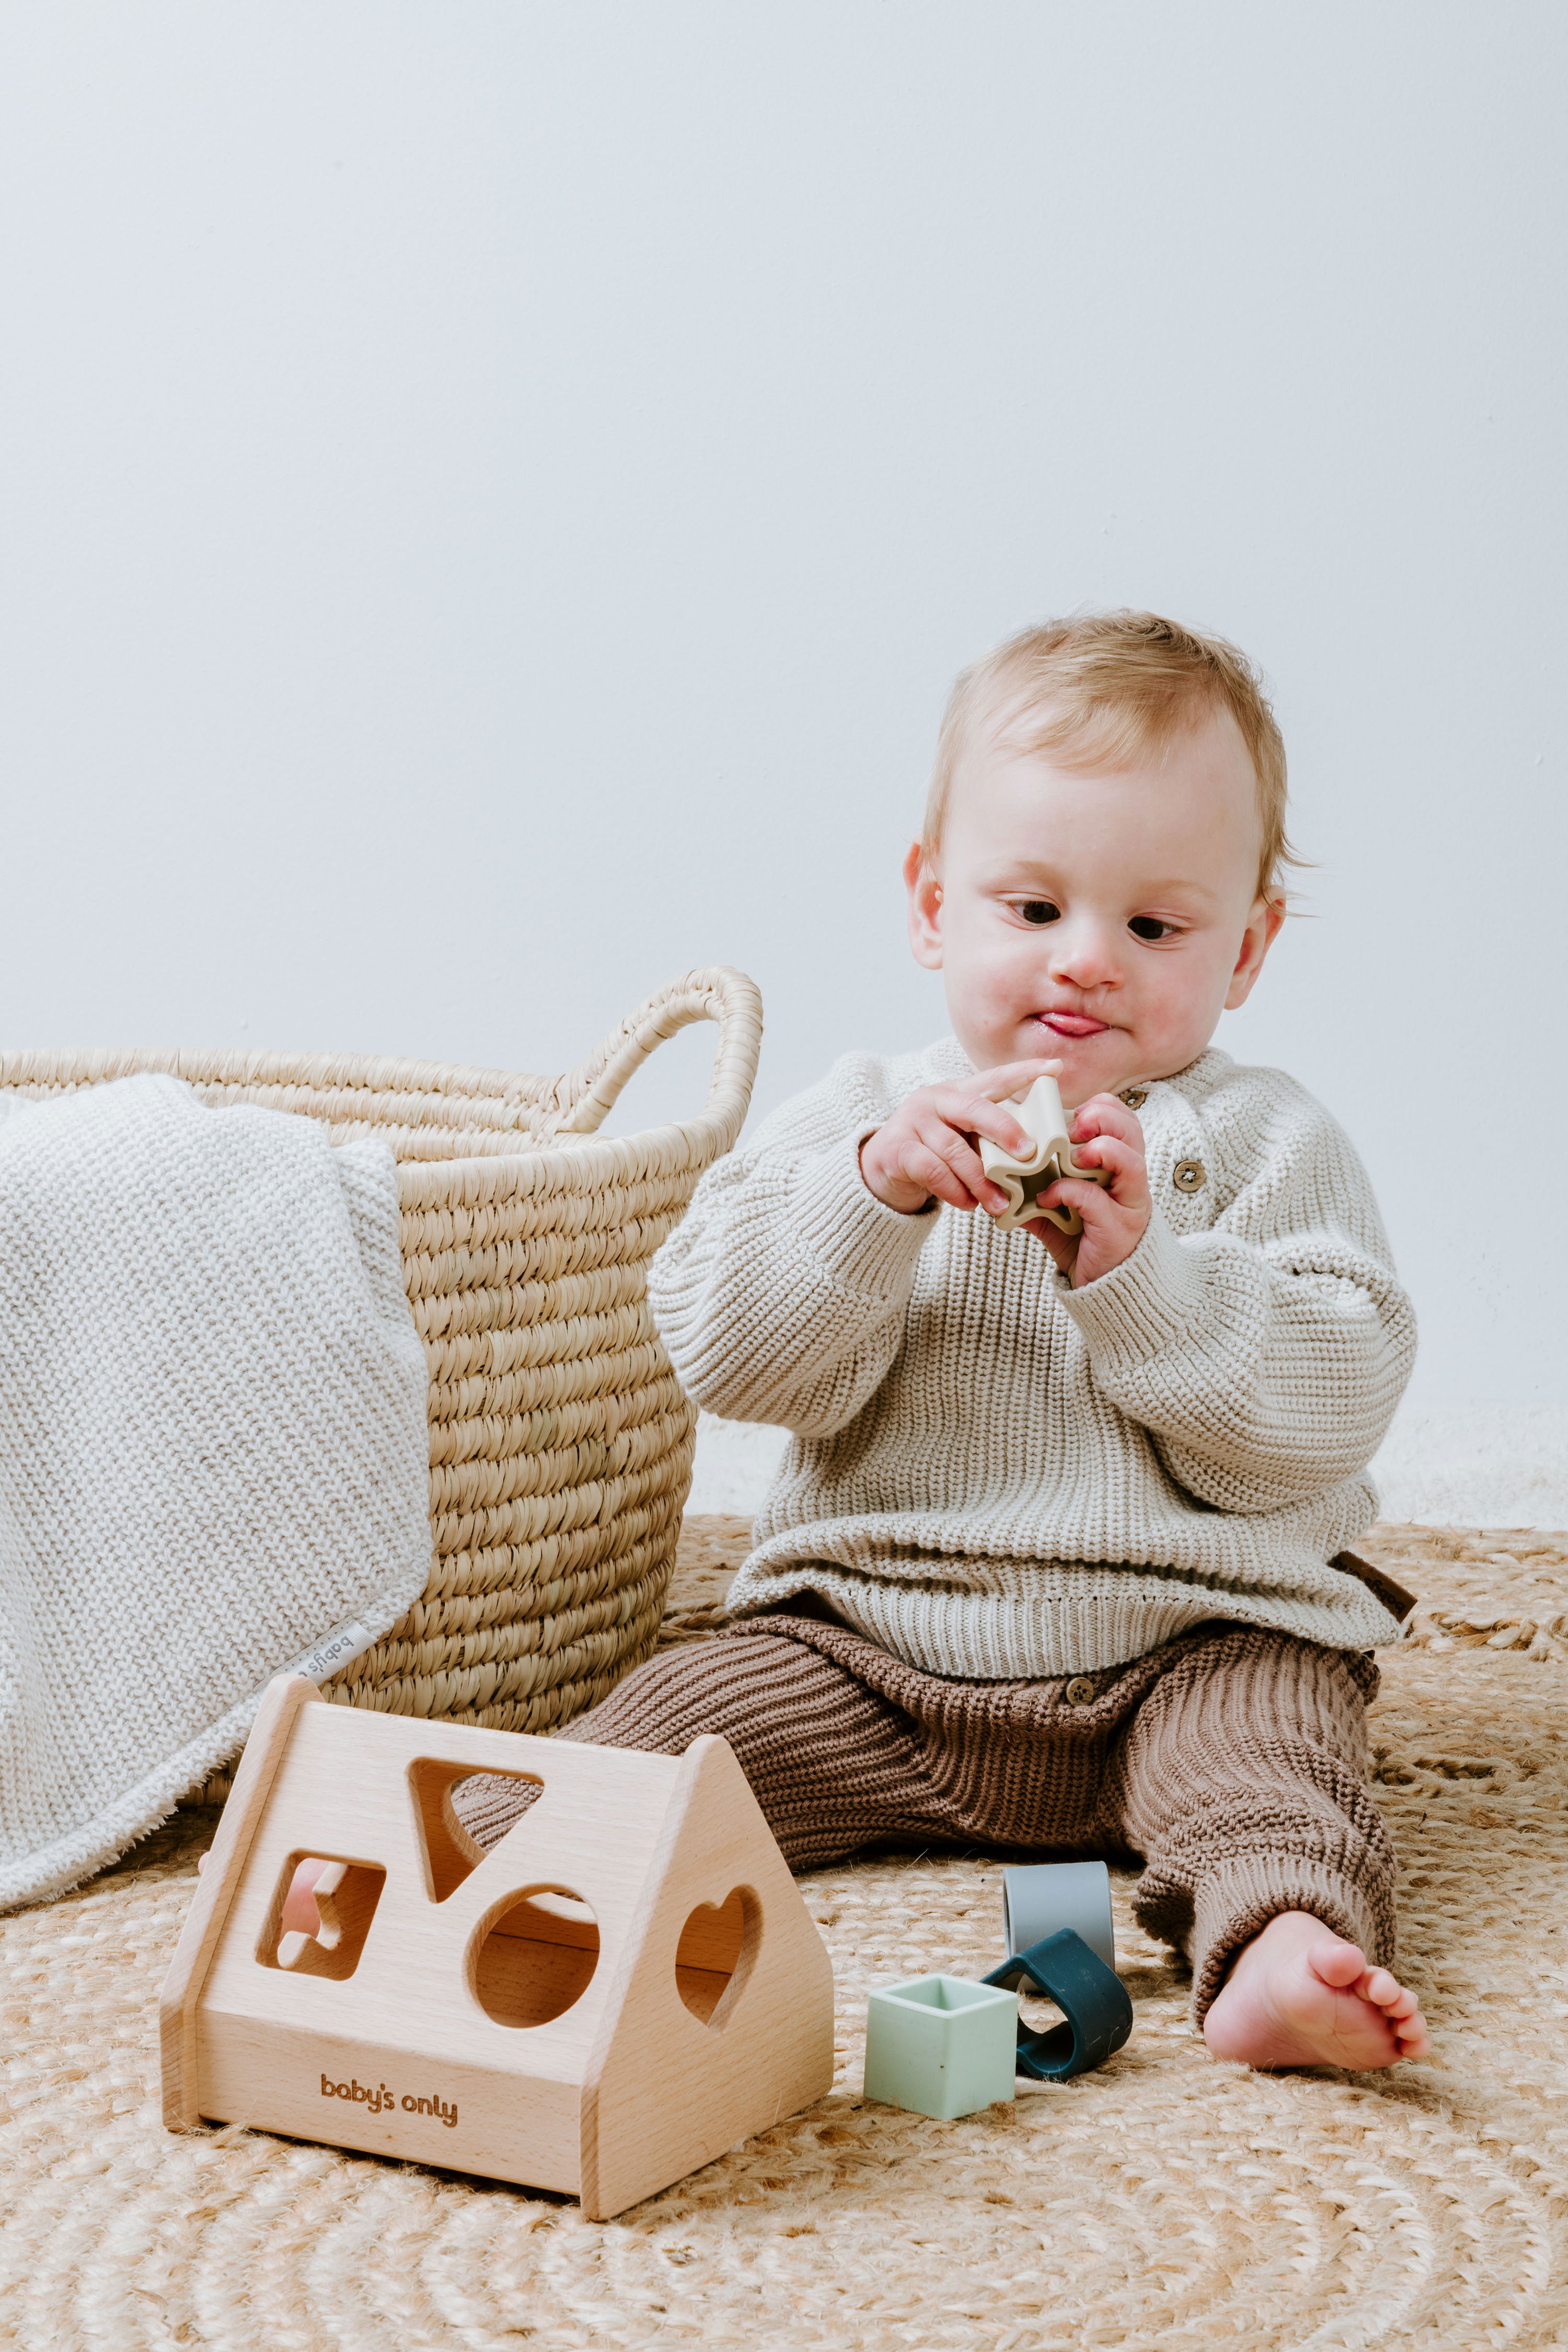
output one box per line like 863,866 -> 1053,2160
160,1676 -> 835,2219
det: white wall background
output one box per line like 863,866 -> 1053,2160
2,4 -> 1564,1517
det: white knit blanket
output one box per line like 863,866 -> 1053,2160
0,1075 -> 432,1910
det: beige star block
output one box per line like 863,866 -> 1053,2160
978,1072 -> 1111,1236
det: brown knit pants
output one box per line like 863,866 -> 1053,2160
456,1609 -> 1395,2022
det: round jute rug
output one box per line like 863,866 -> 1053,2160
2,1520 -> 1565,2350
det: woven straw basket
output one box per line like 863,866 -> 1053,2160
0,965 -> 761,1746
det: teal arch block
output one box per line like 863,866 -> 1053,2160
863,1973 -> 1018,2120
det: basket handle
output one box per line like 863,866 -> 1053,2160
548,965 -> 764,1160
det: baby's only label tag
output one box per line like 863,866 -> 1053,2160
284,1619 -> 379,1684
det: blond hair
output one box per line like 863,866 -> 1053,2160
923,610 -> 1297,901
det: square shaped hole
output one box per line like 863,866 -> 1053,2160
258,1856 -> 386,1981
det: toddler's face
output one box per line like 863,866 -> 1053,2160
907,705 -> 1283,1106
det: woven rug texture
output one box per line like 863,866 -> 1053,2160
2,1518 -> 1565,2350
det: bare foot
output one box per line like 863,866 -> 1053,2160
1204,1910 -> 1430,2069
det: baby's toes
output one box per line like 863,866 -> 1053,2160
1312,1936 -> 1368,1989
1361,1965 -> 1405,2010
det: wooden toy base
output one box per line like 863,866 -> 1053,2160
160,1677 -> 835,2218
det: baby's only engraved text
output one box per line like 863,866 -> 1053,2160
319,2074 -> 457,2127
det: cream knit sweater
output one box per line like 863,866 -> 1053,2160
649,1039 -> 1416,1678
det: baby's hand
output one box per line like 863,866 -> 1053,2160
860,1057 -> 1065,1216
1027,1094 -> 1151,1287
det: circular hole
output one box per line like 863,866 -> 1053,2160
471,1886 -> 599,2028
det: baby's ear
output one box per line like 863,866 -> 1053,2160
1225,892 -> 1286,1009
905,843 -> 944,969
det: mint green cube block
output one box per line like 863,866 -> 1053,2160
863,1973 -> 1018,2120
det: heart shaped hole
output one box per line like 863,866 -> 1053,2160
675,1885 -> 760,2028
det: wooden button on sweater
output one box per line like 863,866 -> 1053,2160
1172,1158 -> 1206,1193
1065,1676 -> 1096,1705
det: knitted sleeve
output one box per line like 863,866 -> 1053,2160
647,1053 -> 935,1434
1059,1082 -> 1416,1513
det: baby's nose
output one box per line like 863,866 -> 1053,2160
1047,920 -> 1121,988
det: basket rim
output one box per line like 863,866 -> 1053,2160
0,965 -> 764,1200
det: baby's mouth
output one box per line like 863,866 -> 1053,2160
1035,1012 -> 1108,1040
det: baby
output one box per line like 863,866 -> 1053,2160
470,614 -> 1427,2065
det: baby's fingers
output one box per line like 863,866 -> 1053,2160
1071,1093 -> 1146,1148
907,1117 -> 1006,1212
933,1082 -> 1043,1159
973,1056 -> 1065,1103
1067,1133 -> 1149,1205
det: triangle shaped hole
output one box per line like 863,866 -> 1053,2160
408,1759 -> 543,1902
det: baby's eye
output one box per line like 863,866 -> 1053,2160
1127,915 -> 1178,942
1016,900 -> 1061,927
